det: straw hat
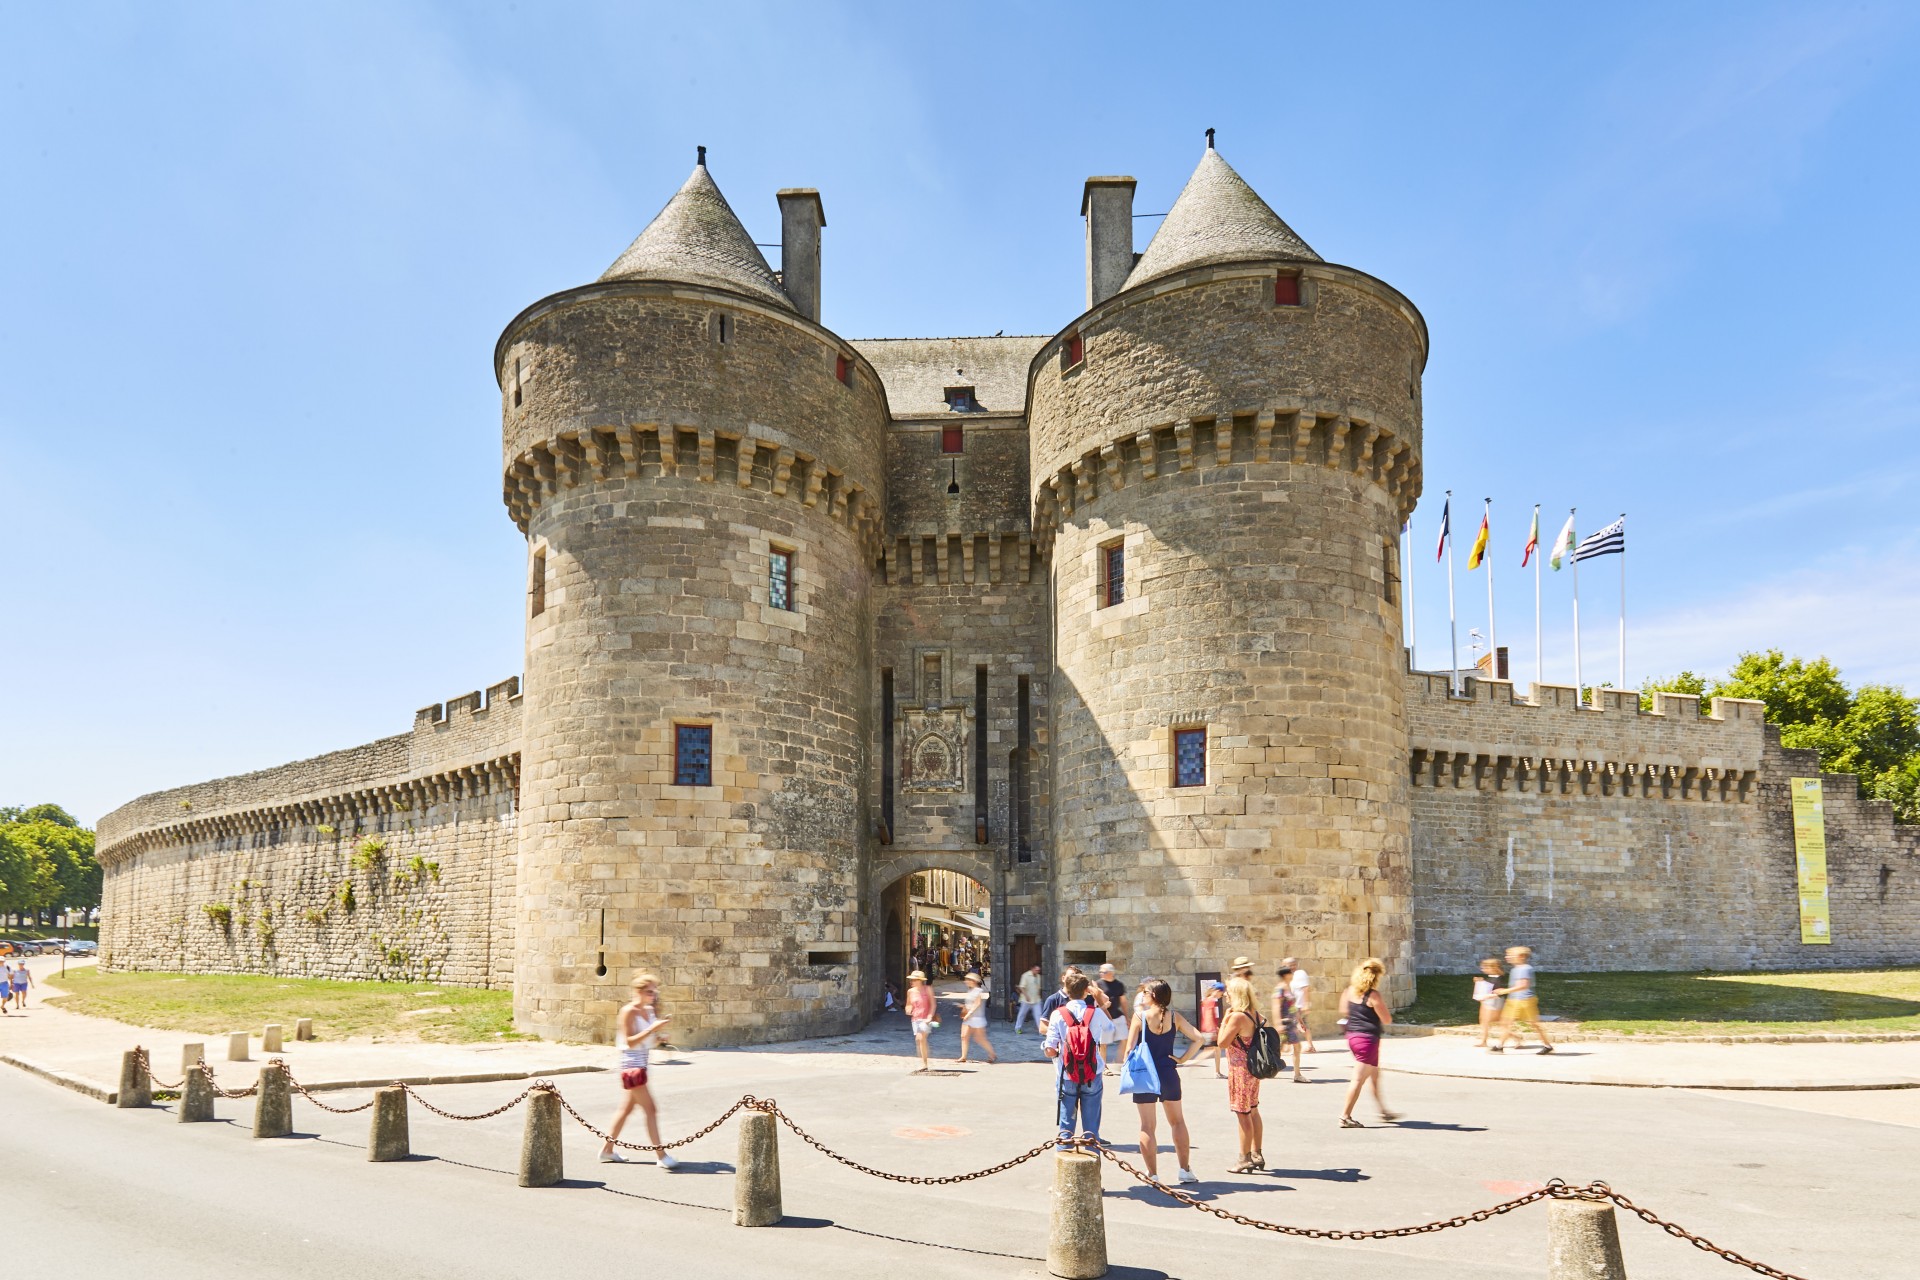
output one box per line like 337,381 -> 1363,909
1230,956 -> 1255,973
907,970 -> 927,982
963,971 -> 981,984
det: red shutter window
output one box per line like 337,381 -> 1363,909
941,425 -> 964,454
1275,274 -> 1301,306
835,354 -> 851,385
1064,333 -> 1085,367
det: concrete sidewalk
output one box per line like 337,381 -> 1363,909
1378,1030 -> 1920,1089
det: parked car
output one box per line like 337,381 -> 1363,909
64,940 -> 98,956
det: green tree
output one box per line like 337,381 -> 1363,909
0,804 -> 99,925
1714,650 -> 1852,729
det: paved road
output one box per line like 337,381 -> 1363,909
13,1029 -> 1918,1278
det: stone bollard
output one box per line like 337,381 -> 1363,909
181,1043 -> 205,1076
262,1024 -> 284,1053
518,1089 -> 564,1187
368,1087 -> 410,1161
1549,1198 -> 1629,1280
227,1031 -> 250,1062
295,1018 -> 314,1042
733,1110 -> 782,1226
116,1049 -> 152,1109
1048,1151 -> 1108,1279
253,1063 -> 293,1139
179,1063 -> 215,1123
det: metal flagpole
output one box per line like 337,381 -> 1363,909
1617,512 -> 1627,691
1533,504 -> 1542,693
1447,490 -> 1460,696
1404,516 -> 1417,666
1484,498 -> 1496,679
1570,507 -> 1582,706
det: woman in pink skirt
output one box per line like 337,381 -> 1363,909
1338,958 -> 1400,1128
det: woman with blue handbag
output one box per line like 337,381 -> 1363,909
1119,979 -> 1205,1185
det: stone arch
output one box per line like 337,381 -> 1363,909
871,849 -> 994,898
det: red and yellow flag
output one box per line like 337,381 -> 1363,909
1467,510 -> 1490,570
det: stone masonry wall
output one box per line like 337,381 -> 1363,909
96,682 -> 523,986
1409,673 -> 1920,974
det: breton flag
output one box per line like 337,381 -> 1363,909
1521,506 -> 1540,567
1548,512 -> 1578,570
1467,509 -> 1490,570
1434,497 -> 1451,562
1574,516 -> 1626,562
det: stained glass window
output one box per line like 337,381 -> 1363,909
1102,543 -> 1125,607
770,549 -> 793,611
1174,727 -> 1207,788
675,724 -> 712,787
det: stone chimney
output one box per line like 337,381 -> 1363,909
1081,176 -> 1137,308
776,188 -> 826,322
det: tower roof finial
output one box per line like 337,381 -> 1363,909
1205,127 -> 1215,149
697,144 -> 707,167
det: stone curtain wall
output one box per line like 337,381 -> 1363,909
96,682 -> 523,987
1408,673 -> 1920,974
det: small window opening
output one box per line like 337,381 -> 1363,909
674,724 -> 713,787
835,353 -> 852,386
1062,333 -> 1084,369
712,312 -> 732,344
922,653 -> 944,706
529,548 -> 546,618
512,356 -> 524,407
1275,273 -> 1302,307
941,424 -> 965,454
769,548 -> 794,611
806,950 -> 855,967
1098,540 -> 1125,608
944,386 -> 977,413
1382,539 -> 1400,606
1174,727 -> 1207,788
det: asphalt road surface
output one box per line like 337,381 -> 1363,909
10,1045 -> 1914,1277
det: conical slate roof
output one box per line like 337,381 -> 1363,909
599,157 -> 793,310
1123,145 -> 1320,291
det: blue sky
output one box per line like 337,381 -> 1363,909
6,2 -> 1918,823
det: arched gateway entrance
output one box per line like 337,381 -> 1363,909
870,852 -> 1034,1019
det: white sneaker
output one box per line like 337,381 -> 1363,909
599,1149 -> 627,1164
658,1152 -> 679,1171
1176,1168 -> 1199,1185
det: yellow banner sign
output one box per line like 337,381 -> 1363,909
1790,777 -> 1831,945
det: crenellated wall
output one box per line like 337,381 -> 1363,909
96,681 -> 523,987
1409,672 -> 1920,974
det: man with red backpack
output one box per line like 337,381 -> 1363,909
1043,973 -> 1118,1150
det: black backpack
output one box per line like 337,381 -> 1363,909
1245,1011 -> 1285,1079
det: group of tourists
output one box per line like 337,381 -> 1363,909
911,933 -> 988,981
1005,954 -> 1409,1177
900,967 -> 998,1071
0,958 -> 33,1013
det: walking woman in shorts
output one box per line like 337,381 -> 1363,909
1338,958 -> 1399,1128
1120,978 -> 1203,1184
954,971 -> 998,1064
602,972 -> 677,1168
1217,977 -> 1265,1173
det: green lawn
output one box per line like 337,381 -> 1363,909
1401,967 -> 1920,1036
41,969 -> 521,1043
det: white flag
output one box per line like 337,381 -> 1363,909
1548,512 -> 1577,571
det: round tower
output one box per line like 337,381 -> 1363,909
497,156 -> 887,1044
1029,142 -> 1427,1012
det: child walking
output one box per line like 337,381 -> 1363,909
1473,958 -> 1504,1049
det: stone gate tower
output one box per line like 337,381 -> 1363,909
1029,141 -> 1427,1006
497,155 -> 888,1043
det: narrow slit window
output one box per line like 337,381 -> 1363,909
674,725 -> 713,787
1275,273 -> 1302,306
512,356 -> 524,407
1382,539 -> 1400,605
1174,727 -> 1207,788
1099,540 -> 1125,608
713,312 -> 732,344
941,424 -> 965,454
769,548 -> 794,611
529,548 -> 546,618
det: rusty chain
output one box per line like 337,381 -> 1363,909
116,1058 -> 1815,1277
131,1048 -> 185,1092
762,1099 -> 1057,1184
551,1088 -> 754,1152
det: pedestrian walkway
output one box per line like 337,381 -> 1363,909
1381,1030 -> 1920,1090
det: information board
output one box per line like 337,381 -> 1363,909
1790,777 -> 1832,945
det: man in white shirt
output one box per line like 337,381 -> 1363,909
1042,974 -> 1118,1149
1014,965 -> 1044,1033
1284,956 -> 1316,1052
